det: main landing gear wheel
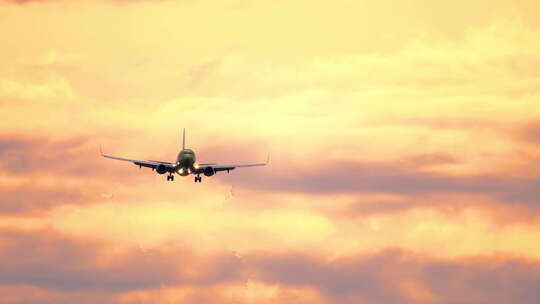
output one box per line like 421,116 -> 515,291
194,176 -> 202,183
167,175 -> 174,181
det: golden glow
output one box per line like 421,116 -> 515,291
1,0 -> 540,302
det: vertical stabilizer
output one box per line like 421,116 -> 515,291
182,128 -> 186,149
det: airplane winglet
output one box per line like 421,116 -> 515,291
99,145 -> 104,156
266,153 -> 270,165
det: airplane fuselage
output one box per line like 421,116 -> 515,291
176,149 -> 197,175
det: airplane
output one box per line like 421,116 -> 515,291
100,129 -> 268,182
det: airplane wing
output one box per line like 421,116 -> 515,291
198,154 -> 269,173
147,160 -> 175,165
100,147 -> 175,171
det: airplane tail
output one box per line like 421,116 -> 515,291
182,128 -> 186,149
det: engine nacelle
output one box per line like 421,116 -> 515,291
156,164 -> 168,175
203,167 -> 215,177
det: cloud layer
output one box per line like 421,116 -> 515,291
2,229 -> 540,304
1,0 -> 540,303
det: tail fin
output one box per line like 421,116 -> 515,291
182,128 -> 186,149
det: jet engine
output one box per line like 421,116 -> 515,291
204,167 -> 215,177
156,164 -> 168,174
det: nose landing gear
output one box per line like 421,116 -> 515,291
167,174 -> 174,181
194,175 -> 202,183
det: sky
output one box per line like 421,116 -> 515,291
1,0 -> 540,303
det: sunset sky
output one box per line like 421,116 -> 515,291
1,0 -> 540,303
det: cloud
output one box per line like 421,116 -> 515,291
421,257 -> 540,304
519,121 -> 540,145
403,153 -> 460,167
227,158 -> 540,211
0,184 -> 90,215
1,3 -> 540,303
247,250 -> 540,304
0,135 -> 147,214
247,250 -> 404,303
0,285 -> 118,304
0,136 -> 85,174
2,228 -> 540,304
0,229 -> 243,292
1,0 -> 46,4
0,136 -> 128,178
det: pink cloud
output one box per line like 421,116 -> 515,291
1,228 -> 540,303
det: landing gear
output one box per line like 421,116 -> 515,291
167,174 -> 174,181
194,175 -> 202,183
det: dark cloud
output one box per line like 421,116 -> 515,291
0,136 -> 133,178
247,250 -> 540,304
0,136 -> 133,214
224,158 -> 540,213
423,257 -> 540,304
335,192 -> 532,222
0,136 -> 89,174
2,229 -> 540,304
0,229 -> 243,292
0,184 -> 91,215
403,153 -> 460,167
247,250 -> 406,303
